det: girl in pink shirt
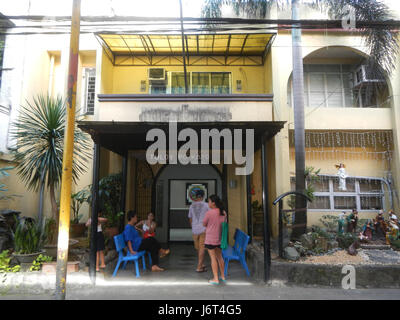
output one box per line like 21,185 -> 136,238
203,194 -> 227,285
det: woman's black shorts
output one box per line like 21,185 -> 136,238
96,231 -> 105,251
205,244 -> 220,250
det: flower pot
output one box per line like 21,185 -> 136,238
12,250 -> 46,264
70,223 -> 86,238
104,227 -> 119,238
42,261 -> 79,274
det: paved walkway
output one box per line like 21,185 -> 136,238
1,244 -> 400,300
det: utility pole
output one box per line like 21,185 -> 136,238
291,0 -> 307,239
55,0 -> 81,300
179,0 -> 189,94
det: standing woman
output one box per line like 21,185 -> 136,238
203,194 -> 227,285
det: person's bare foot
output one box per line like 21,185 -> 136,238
159,249 -> 170,258
100,264 -> 106,269
151,265 -> 165,272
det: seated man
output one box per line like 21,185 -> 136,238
123,210 -> 170,272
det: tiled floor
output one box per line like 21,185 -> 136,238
103,243 -> 254,285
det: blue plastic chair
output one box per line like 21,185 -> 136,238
222,229 -> 251,277
112,234 -> 151,278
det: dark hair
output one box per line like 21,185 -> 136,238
208,194 -> 225,216
195,189 -> 205,199
127,210 -> 137,221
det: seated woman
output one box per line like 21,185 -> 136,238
136,212 -> 157,239
123,210 -> 169,272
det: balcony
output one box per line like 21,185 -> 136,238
96,93 -> 274,122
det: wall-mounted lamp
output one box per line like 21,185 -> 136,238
236,80 -> 242,91
140,80 -> 147,92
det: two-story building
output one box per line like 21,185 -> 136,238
1,4 -> 399,245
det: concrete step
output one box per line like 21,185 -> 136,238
360,244 -> 391,250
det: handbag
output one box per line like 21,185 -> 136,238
220,221 -> 228,250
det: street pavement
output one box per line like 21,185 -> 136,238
0,243 -> 399,300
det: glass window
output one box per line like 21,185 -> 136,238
360,195 -> 382,210
211,72 -> 230,94
192,72 -> 210,94
293,64 -> 357,108
359,179 -> 382,193
308,177 -> 330,192
170,72 -> 187,94
326,74 -> 343,108
308,196 -> 330,209
308,74 -> 325,108
334,196 -> 356,210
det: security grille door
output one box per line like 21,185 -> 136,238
135,160 -> 153,221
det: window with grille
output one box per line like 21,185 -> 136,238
290,176 -> 384,211
167,71 -> 231,94
82,68 -> 96,115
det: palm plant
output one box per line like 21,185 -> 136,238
10,94 -> 91,227
202,0 -> 398,238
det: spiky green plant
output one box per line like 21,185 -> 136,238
202,0 -> 398,77
202,0 -> 398,238
12,217 -> 50,254
10,94 -> 91,225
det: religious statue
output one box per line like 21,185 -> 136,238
335,163 -> 347,191
373,210 -> 387,240
386,212 -> 399,245
346,208 -> 358,233
359,219 -> 374,242
338,212 -> 346,235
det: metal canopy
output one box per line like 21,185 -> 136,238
96,33 -> 275,66
78,121 -> 285,156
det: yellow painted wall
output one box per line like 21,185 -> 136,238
102,65 -> 267,95
226,164 -> 248,246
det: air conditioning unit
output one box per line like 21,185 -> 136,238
353,65 -> 385,88
148,68 -> 166,81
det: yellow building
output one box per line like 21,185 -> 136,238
0,5 -> 399,248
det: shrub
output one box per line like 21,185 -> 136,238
0,250 -> 20,273
29,254 -> 53,271
320,215 -> 339,233
13,217 -> 49,254
336,232 -> 358,249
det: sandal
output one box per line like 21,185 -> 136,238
208,280 -> 219,285
196,266 -> 207,273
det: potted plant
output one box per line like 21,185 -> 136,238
70,188 -> 90,237
104,208 -> 124,238
88,172 -> 123,238
11,217 -> 49,264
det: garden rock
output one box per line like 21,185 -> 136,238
105,249 -> 118,263
293,241 -> 307,256
283,247 -> 300,261
300,233 -> 314,250
315,238 -> 328,252
327,240 -> 339,251
79,251 -> 90,269
348,241 -> 360,256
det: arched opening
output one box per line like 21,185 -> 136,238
287,46 -> 391,109
152,163 -> 223,243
